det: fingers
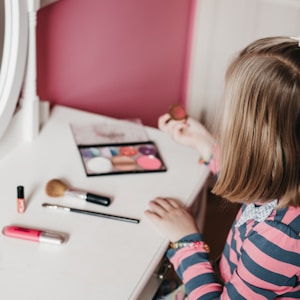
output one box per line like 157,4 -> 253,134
145,197 -> 179,216
158,113 -> 189,135
158,114 -> 171,131
171,122 -> 189,140
144,197 -> 200,242
144,209 -> 161,222
151,197 -> 180,210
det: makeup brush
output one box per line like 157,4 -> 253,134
45,179 -> 111,207
42,203 -> 139,224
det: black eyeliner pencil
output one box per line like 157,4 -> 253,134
42,203 -> 140,224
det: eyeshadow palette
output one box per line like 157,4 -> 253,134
78,141 -> 167,176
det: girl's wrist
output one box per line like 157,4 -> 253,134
169,233 -> 210,252
195,137 -> 216,165
170,240 -> 210,252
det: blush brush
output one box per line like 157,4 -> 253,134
45,179 -> 111,207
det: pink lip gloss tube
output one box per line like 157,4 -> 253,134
2,226 -> 65,245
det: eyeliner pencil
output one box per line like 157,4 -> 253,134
42,203 -> 140,224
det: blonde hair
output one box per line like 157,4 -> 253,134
212,37 -> 300,207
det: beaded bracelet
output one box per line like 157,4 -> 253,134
199,141 -> 218,166
198,154 -> 212,166
169,240 -> 210,253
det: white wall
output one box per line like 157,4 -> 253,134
0,0 -> 4,68
186,0 -> 300,129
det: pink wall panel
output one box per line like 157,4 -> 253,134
37,0 -> 193,127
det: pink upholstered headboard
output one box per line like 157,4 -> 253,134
37,0 -> 194,127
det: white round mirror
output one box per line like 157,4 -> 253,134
0,0 -> 28,140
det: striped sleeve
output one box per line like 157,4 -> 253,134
166,218 -> 300,299
231,221 -> 300,298
166,233 -> 223,299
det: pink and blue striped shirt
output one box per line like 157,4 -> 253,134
166,153 -> 300,299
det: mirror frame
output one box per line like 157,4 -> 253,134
0,0 -> 28,140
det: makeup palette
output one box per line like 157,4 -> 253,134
78,141 -> 167,176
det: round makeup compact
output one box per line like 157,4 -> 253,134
168,104 -> 187,121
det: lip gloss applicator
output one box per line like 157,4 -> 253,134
2,226 -> 65,245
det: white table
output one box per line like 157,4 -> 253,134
0,105 -> 209,300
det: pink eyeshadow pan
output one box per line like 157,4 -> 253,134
137,155 -> 162,170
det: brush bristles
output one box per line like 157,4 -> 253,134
46,179 -> 68,197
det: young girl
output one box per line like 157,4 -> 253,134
145,36 -> 300,299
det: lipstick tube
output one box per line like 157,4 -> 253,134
2,226 -> 65,245
17,185 -> 26,213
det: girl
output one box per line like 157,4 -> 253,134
145,36 -> 300,299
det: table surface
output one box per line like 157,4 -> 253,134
0,105 -> 209,300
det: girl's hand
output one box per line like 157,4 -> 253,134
144,197 -> 199,242
158,114 -> 216,160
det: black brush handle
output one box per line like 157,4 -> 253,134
86,193 -> 111,206
70,207 -> 140,224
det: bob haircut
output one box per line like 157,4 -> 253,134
212,37 -> 300,208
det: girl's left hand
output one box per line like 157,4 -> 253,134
144,197 -> 199,242
158,114 -> 216,160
